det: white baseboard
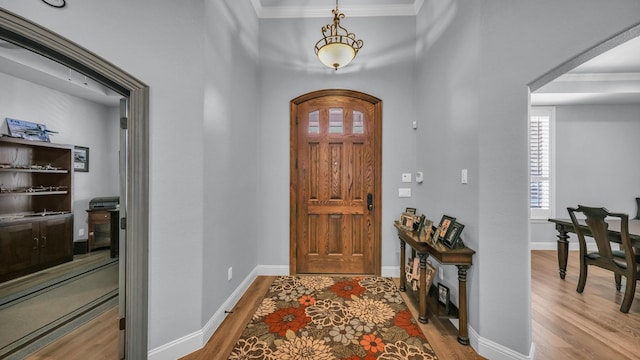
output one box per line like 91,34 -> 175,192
147,267 -> 259,360
470,325 -> 535,360
382,265 -> 399,278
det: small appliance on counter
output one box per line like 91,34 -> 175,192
89,196 -> 119,210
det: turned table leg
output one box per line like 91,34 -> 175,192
418,252 -> 428,324
555,223 -> 569,279
457,265 -> 470,345
399,239 -> 407,292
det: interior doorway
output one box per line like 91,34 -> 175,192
290,89 -> 382,276
0,9 -> 149,359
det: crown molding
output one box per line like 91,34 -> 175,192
556,72 -> 640,82
251,0 -> 424,19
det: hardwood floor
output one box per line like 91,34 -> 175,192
24,306 -> 119,360
532,250 -> 640,360
26,251 -> 640,359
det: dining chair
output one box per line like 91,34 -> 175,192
567,205 -> 640,313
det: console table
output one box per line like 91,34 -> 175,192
394,221 -> 475,345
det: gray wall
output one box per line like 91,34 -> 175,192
202,0 -> 261,329
4,0 -> 640,358
0,71 -> 119,242
531,104 -> 640,248
415,0 -> 640,357
257,15 -> 418,277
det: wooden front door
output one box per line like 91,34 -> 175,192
290,90 -> 382,275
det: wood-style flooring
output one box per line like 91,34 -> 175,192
26,250 -> 640,359
532,250 -> 640,360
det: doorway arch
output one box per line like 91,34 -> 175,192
0,9 -> 149,358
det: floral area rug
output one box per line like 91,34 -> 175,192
228,276 -> 438,360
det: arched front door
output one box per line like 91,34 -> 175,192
290,89 -> 382,275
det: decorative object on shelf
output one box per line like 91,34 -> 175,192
73,146 -> 89,172
436,214 -> 456,243
405,207 -> 417,215
41,0 -> 66,8
438,283 -> 450,310
314,0 -> 363,70
443,221 -> 465,248
6,118 -> 57,142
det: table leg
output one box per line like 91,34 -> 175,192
555,223 -> 569,279
456,265 -> 470,345
418,252 -> 428,324
399,239 -> 406,292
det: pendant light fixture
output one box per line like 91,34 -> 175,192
314,0 -> 363,70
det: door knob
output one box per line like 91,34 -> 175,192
367,193 -> 373,210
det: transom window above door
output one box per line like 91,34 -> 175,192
307,108 -> 365,135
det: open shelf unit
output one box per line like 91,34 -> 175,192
0,136 -> 74,282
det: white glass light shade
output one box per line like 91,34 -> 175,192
317,42 -> 355,70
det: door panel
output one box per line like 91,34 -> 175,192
291,90 -> 381,275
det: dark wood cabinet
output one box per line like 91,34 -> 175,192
0,137 -> 74,282
0,221 -> 39,279
38,215 -> 74,265
0,214 -> 73,282
86,209 -> 119,258
87,209 -> 113,251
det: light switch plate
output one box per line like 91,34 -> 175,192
398,188 -> 411,197
402,173 -> 412,183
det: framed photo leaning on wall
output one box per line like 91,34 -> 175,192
442,221 -> 465,248
438,283 -> 450,309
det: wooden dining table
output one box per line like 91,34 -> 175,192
548,218 -> 640,279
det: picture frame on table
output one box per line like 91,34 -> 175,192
73,146 -> 89,172
418,219 -> 433,242
400,212 -> 415,229
436,215 -> 456,243
442,221 -> 465,248
405,207 -> 417,215
438,283 -> 450,307
414,214 -> 426,233
429,225 -> 440,245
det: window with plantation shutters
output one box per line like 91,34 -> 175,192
529,107 -> 555,219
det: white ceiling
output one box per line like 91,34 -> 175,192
0,2 -> 638,107
253,0 -> 422,18
0,40 -> 122,106
531,35 -> 640,106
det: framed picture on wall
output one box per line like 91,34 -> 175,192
73,146 -> 89,172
